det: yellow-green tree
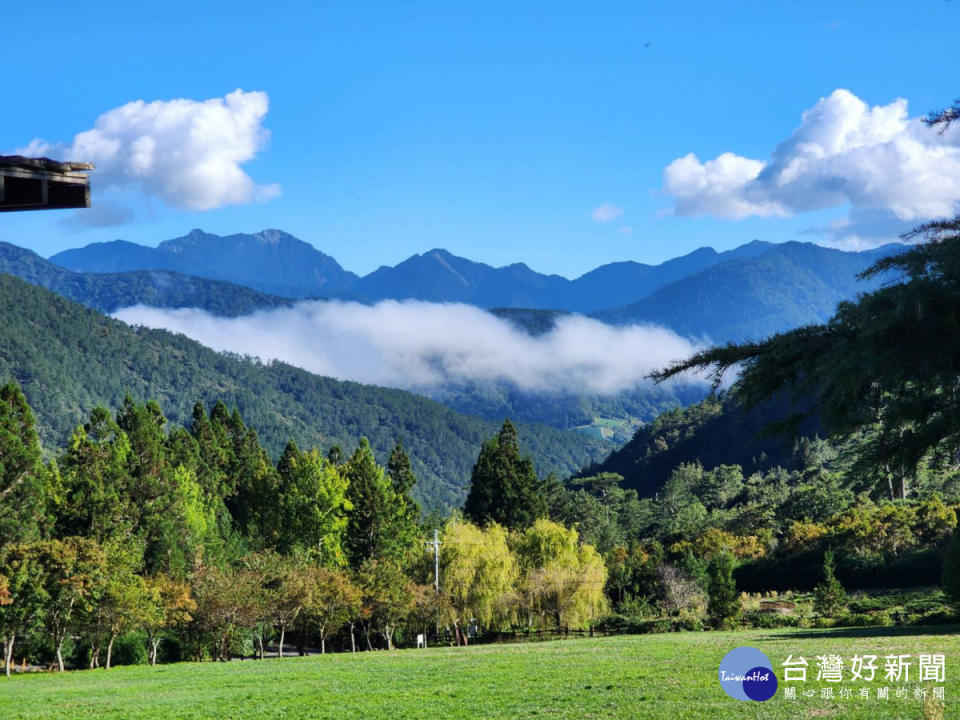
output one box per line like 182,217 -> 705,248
513,519 -> 608,630
440,517 -> 518,642
275,444 -> 352,565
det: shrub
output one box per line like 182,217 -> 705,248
837,611 -> 893,628
743,611 -> 800,629
941,531 -> 960,604
110,632 -> 148,666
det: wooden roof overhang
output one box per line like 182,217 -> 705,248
0,155 -> 94,212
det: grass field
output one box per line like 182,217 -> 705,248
2,626 -> 958,719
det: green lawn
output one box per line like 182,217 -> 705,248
2,626 -> 958,719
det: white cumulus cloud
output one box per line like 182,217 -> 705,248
662,89 -> 960,245
591,202 -> 624,223
113,300 -> 701,396
18,89 -> 279,223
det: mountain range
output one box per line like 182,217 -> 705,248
0,242 -> 699,439
0,228 -> 908,451
49,229 -> 907,344
51,229 -> 359,299
50,230 -> 902,326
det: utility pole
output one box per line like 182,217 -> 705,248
425,529 -> 443,645
425,529 -> 442,593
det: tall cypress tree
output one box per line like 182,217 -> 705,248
344,438 -> 417,568
463,420 -> 547,530
0,382 -> 45,543
387,440 -> 420,521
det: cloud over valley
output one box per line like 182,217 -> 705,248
113,301 -> 701,396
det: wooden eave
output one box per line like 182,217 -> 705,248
0,155 -> 94,212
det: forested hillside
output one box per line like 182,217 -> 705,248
595,242 -> 905,341
0,242 -> 292,316
0,274 -> 608,510
587,393 -> 820,496
0,244 -> 701,437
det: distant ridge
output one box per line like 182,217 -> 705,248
0,241 -> 292,316
52,228 -> 359,298
51,229 -> 818,313
593,241 -> 907,342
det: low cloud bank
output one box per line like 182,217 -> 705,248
113,300 -> 701,395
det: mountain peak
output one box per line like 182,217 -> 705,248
254,228 -> 300,245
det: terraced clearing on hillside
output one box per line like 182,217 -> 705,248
3,626 -> 958,719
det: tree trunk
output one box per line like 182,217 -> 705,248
106,635 -> 116,670
90,639 -> 101,670
321,635 -> 326,655
4,634 -> 14,677
150,637 -> 160,666
257,634 -> 264,660
56,639 -> 65,672
349,622 -> 356,653
277,626 -> 285,659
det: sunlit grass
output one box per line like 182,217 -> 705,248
2,626 -> 958,719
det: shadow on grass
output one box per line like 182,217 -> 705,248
760,624 -> 960,640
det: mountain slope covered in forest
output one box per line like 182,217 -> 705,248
0,274 -> 609,511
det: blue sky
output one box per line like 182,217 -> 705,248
2,0 -> 959,277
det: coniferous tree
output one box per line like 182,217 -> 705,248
463,420 -> 547,530
814,548 -> 847,617
387,440 -> 420,521
58,407 -> 133,541
344,439 -> 418,567
706,551 -> 740,628
0,382 -> 46,543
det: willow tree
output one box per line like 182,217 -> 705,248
512,519 -> 608,630
440,517 -> 518,643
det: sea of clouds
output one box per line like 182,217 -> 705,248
113,300 -> 702,396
